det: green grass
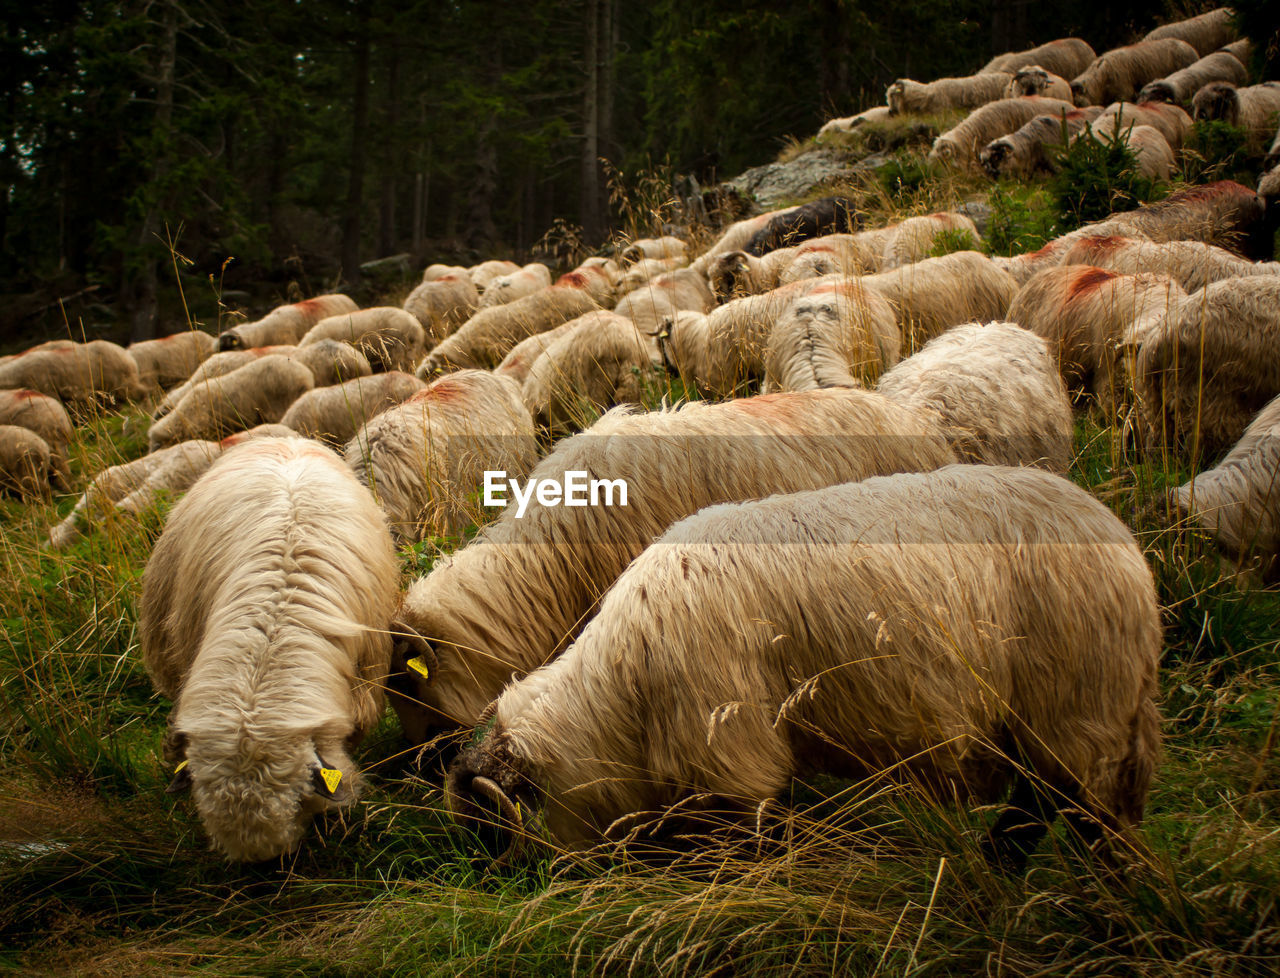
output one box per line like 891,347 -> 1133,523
2,381 -> 1279,977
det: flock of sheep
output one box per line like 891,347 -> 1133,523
1,6 -> 1278,871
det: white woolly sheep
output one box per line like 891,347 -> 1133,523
1100,179 -> 1268,257
879,211 -> 981,268
468,260 -> 521,292
708,247 -> 801,302
614,256 -> 689,299
494,316 -> 602,386
477,263 -> 553,310
555,261 -> 619,307
877,321 -> 1074,470
1138,50 -> 1249,104
620,237 -> 687,265
860,251 -> 1019,353
1143,7 -> 1237,58
1007,264 -> 1187,409
929,96 -> 1076,167
419,280 -> 603,375
1079,123 -> 1177,179
1171,393 -> 1280,579
0,340 -> 148,415
688,206 -> 804,276
1136,276 -> 1280,461
521,313 -> 661,433
344,369 -> 539,544
1087,100 -> 1192,152
1004,65 -> 1073,101
299,307 -> 425,374
817,105 -> 892,136
281,371 -> 425,446
291,339 -> 372,388
128,331 -> 218,393
777,232 -> 885,284
983,37 -> 1097,78
138,438 -> 398,862
761,281 -> 900,392
389,387 -> 956,742
886,72 -> 1012,116
1071,38 -> 1200,108
446,464 -> 1161,868
0,425 -> 57,498
147,354 -> 315,451
1056,234 -> 1280,293
402,272 -> 481,346
0,388 -> 74,485
150,345 -> 295,423
217,294 -> 357,351
613,267 -> 715,335
980,107 -> 1103,178
421,263 -> 469,283
1192,82 -> 1280,154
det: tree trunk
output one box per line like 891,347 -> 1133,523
129,0 -> 178,342
340,0 -> 372,286
379,42 -> 400,257
580,0 -> 603,243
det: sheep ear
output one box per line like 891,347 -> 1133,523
311,760 -> 342,799
166,759 -> 192,795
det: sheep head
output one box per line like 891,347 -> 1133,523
980,139 -> 1011,179
446,732 -> 541,869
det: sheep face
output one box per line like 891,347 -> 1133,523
1070,80 -> 1091,107
980,140 -> 1011,179
170,730 -> 357,862
218,332 -> 244,351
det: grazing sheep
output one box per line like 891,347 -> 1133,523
980,107 -> 1103,178
688,206 -> 804,276
0,425 -> 57,498
659,278 -> 835,397
419,281 -> 602,375
1136,276 -> 1280,461
1056,235 -> 1280,293
147,354 -> 315,451
402,272 -> 481,346
708,248 -> 802,302
299,307 -> 425,373
280,371 -> 425,446
0,340 -> 147,414
1087,100 -> 1192,152
860,251 -> 1019,352
477,263 -> 553,310
1102,180 -> 1268,257
291,339 -> 373,388
128,331 -> 218,393
150,346 -> 295,423
1220,39 -> 1253,64
929,96 -> 1076,167
1171,394 -> 1280,578
1071,38 -> 1200,108
494,316 -> 602,386
344,370 -> 539,544
138,438 -> 398,862
114,425 -> 301,517
615,256 -> 689,299
620,237 -> 687,265
1004,65 -> 1073,101
886,72 -> 1012,116
446,464 -> 1161,865
1138,50 -> 1249,104
0,339 -> 76,368
877,322 -> 1074,470
1192,82 -> 1280,154
777,233 -> 884,284
1007,265 -> 1187,408
521,314 -> 661,433
390,388 -> 957,741
1143,7 -> 1238,57
983,37 -> 1097,78
879,212 -> 981,268
612,267 -> 715,334
421,263 -> 469,283
468,260 -> 521,292
217,294 -> 357,351
761,281 -> 901,392
743,196 -> 863,256
1078,123 -> 1177,179
555,261 -> 618,308
817,105 -> 892,136
0,388 -> 74,484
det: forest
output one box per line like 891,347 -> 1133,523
4,0 -> 1273,346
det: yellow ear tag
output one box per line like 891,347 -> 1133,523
406,656 -> 430,679
320,767 -> 343,794
175,759 -> 188,773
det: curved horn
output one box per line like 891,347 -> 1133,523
470,775 -> 526,869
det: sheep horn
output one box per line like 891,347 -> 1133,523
470,775 -> 526,869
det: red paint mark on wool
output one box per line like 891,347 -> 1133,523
729,392 -> 801,419
413,378 -> 465,403
294,298 -> 325,313
8,389 -> 43,401
556,272 -> 587,289
1066,266 -> 1118,301
219,431 -> 250,447
1076,235 -> 1129,255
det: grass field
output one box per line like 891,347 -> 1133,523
2,130 -> 1280,976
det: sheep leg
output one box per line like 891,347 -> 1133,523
982,774 -> 1057,872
